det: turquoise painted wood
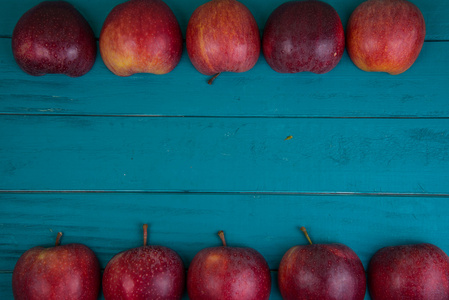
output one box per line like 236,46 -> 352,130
1,40 -> 449,118
2,193 -> 449,299
2,116 -> 449,193
1,0 -> 448,299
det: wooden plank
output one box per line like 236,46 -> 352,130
1,1 -> 448,299
2,193 -> 449,271
0,273 -> 12,300
1,0 -> 447,40
1,39 -> 448,118
2,192 -> 449,300
1,115 -> 448,193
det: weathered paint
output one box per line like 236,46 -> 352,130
1,0 -> 448,299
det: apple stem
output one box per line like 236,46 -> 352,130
218,230 -> 227,247
208,73 -> 221,85
300,226 -> 313,245
143,224 -> 148,246
55,232 -> 63,247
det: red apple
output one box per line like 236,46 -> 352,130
12,1 -> 97,77
12,232 -> 101,300
99,0 -> 183,76
186,0 -> 261,84
346,0 -> 426,74
102,224 -> 185,299
187,230 -> 271,300
368,243 -> 449,299
278,227 -> 366,300
262,1 -> 345,74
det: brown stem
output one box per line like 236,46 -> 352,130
208,73 -> 221,85
55,232 -> 63,247
300,226 -> 313,245
143,224 -> 148,246
218,230 -> 227,247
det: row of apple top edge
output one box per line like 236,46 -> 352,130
11,0 -> 425,79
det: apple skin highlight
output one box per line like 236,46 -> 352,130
186,0 -> 260,77
368,243 -> 449,299
99,0 -> 183,76
12,1 -> 97,77
12,233 -> 101,300
346,0 -> 426,75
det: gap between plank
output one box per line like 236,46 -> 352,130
1,190 -> 449,198
1,113 -> 449,119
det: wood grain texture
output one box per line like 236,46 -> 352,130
3,193 -> 449,299
1,115 -> 449,193
1,39 -> 448,117
0,193 -> 449,299
0,274 -> 13,300
4,193 -> 449,269
1,0 -> 449,299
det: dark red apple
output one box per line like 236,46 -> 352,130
368,243 -> 449,299
262,1 -> 345,74
102,224 -> 185,299
278,227 -> 366,300
186,0 -> 260,84
100,0 -> 183,76
187,230 -> 271,300
346,0 -> 426,74
12,1 -> 96,77
12,232 -> 101,300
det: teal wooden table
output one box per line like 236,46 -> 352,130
1,0 -> 448,299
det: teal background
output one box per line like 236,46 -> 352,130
1,0 -> 448,299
